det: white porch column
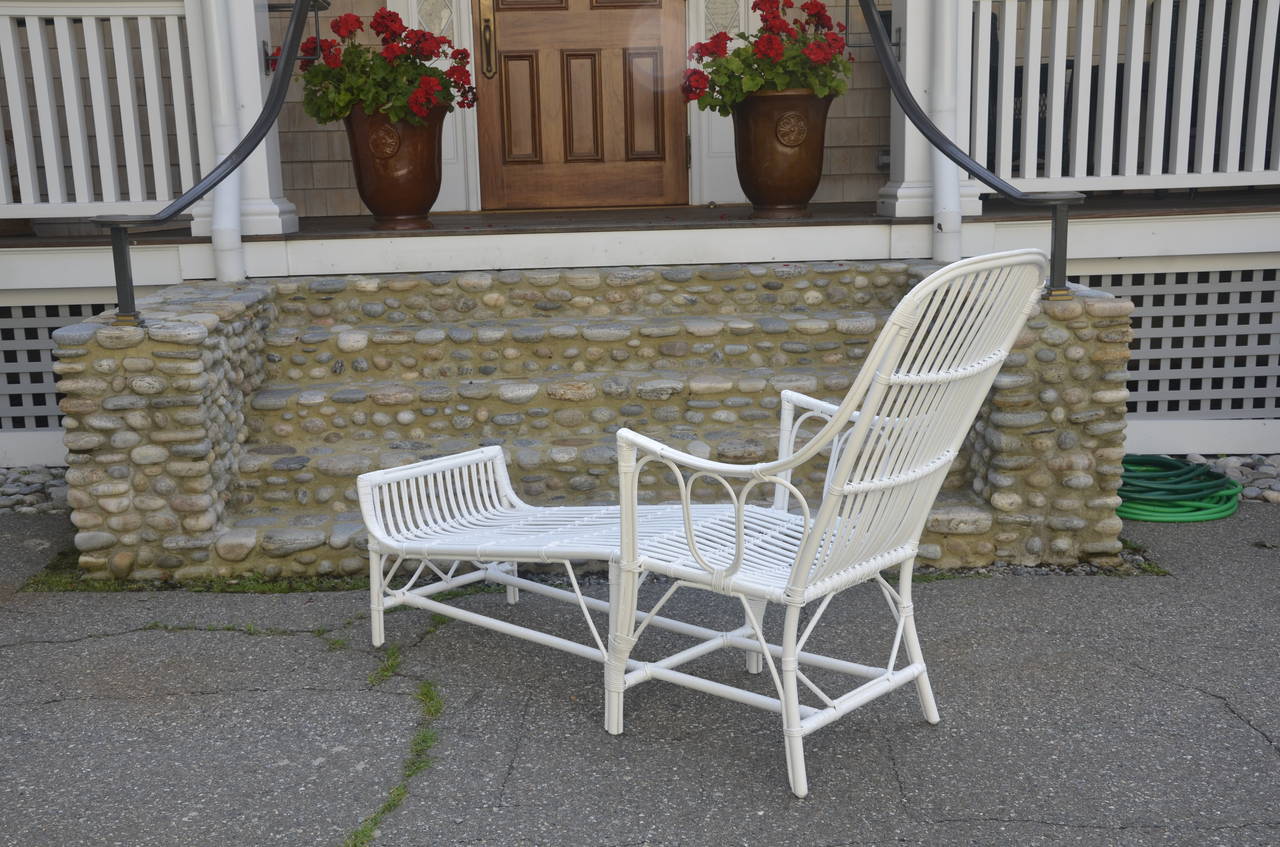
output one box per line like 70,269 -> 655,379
196,0 -> 246,281
930,0 -> 961,261
878,0 -> 982,220
192,0 -> 298,237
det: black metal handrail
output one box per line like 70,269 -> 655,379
93,0 -> 318,325
857,0 -> 1084,298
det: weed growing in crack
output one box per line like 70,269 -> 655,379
344,681 -> 444,847
368,645 -> 401,687
140,622 -> 294,637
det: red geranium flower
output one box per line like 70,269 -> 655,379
445,65 -> 471,87
380,42 -> 408,62
824,31 -> 845,52
450,47 -> 470,64
330,13 -> 363,39
753,33 -> 784,62
407,75 -> 444,117
403,29 -> 444,59
298,35 -> 319,71
762,13 -> 797,36
370,7 -> 406,43
321,40 -> 343,68
682,68 -> 710,101
801,40 -> 832,64
688,31 -> 731,60
801,0 -> 833,30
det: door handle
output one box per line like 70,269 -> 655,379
479,0 -> 496,79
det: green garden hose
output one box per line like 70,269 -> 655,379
1117,454 -> 1242,522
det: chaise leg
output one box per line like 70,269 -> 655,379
604,560 -> 640,736
743,598 -> 767,674
369,551 -> 385,647
902,605 -> 940,724
898,558 -> 939,724
779,604 -> 808,798
505,561 -> 520,605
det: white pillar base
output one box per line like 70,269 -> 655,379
878,181 -> 935,218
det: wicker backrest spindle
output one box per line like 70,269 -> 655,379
784,250 -> 1048,598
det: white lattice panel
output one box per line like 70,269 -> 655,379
1084,268 -> 1280,421
0,302 -> 108,431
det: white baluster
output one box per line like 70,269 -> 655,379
165,14 -> 197,189
971,1 -> 992,169
1118,0 -> 1147,176
0,16 -> 38,203
1220,0 -> 1257,173
1019,0 -> 1042,179
1245,0 -> 1278,172
1168,0 -> 1199,174
1194,0 -> 1228,173
995,0 -> 1017,178
1043,0 -> 1069,180
83,15 -> 120,203
110,16 -> 147,200
1068,0 -> 1095,177
182,2 -> 215,180
1144,0 -> 1175,177
54,16 -> 94,202
1093,0 -> 1122,178
26,16 -> 67,204
138,15 -> 172,199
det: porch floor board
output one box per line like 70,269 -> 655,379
2,189 -> 1276,249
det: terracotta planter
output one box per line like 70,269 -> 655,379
731,89 -> 833,219
344,103 -> 447,230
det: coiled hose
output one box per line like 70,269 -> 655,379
1117,454 -> 1242,522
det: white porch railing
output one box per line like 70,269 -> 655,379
966,0 -> 1280,192
0,0 -> 213,218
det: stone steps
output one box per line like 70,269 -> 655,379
268,262 -> 913,327
247,365 -> 860,416
259,310 -> 889,384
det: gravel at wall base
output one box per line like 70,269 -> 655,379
0,466 -> 69,514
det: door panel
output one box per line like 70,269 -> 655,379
475,0 -> 687,209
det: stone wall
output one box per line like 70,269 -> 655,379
923,290 -> 1134,568
53,263 -> 1132,579
51,284 -> 274,579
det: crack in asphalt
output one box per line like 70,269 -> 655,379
497,693 -> 535,807
883,741 -> 920,823
932,816 -> 1280,832
0,623 -> 333,651
1128,661 -> 1279,757
27,684 -> 399,706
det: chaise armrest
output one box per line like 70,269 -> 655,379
615,427 -> 780,478
779,389 -> 844,419
356,446 -> 517,552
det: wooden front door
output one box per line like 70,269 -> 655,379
473,0 -> 688,209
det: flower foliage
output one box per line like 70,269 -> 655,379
683,0 -> 853,115
274,7 -> 476,126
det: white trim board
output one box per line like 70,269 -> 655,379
1125,419 -> 1280,455
0,431 -> 65,468
4,209 -> 1279,282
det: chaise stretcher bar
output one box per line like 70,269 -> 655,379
381,556 -> 926,731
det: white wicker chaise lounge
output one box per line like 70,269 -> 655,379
357,249 -> 1048,797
